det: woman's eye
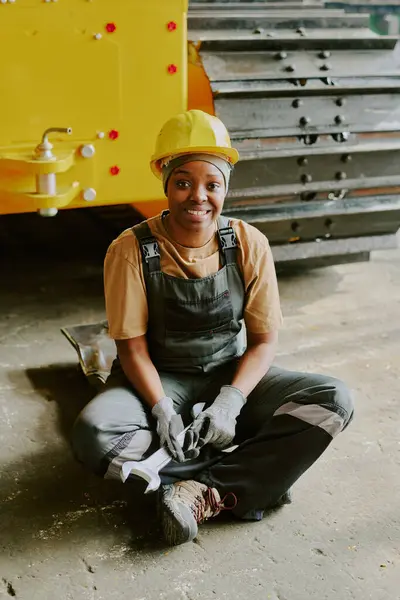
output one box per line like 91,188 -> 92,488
176,180 -> 190,189
208,182 -> 220,191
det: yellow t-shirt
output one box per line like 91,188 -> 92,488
104,213 -> 283,340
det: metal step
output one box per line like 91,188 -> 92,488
190,0 -> 324,4
227,139 -> 400,198
213,76 -> 400,94
223,195 -> 400,244
188,12 -> 370,29
189,28 -> 379,42
190,2 -> 327,8
271,233 -> 398,266
190,1 -> 332,9
200,48 -> 400,82
192,34 -> 393,50
214,89 -> 400,138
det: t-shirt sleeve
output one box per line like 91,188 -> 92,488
241,230 -> 283,334
104,243 -> 148,340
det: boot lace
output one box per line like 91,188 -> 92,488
177,481 -> 237,524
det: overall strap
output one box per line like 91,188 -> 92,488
217,215 -> 238,266
131,221 -> 161,274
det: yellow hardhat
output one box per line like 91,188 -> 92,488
150,109 -> 239,178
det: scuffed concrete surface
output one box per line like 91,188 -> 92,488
0,212 -> 399,600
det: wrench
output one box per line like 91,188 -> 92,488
120,403 -> 238,493
120,403 -> 205,493
120,425 -> 190,493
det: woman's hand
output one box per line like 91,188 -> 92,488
190,386 -> 247,450
152,396 -> 186,462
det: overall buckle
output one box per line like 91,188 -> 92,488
218,226 -> 238,250
141,237 -> 160,263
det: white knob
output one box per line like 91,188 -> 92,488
80,144 -> 95,158
1,1 -> 8,5
38,207 -> 58,217
83,188 -> 97,202
97,131 -> 105,139
94,33 -> 102,40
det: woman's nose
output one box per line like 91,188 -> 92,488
190,185 -> 208,203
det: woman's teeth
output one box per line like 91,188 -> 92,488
187,209 -> 208,216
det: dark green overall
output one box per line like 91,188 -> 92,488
72,214 -> 353,519
137,213 -> 246,373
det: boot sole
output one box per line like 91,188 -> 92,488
160,486 -> 198,546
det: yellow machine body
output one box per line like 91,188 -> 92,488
0,0 -> 189,217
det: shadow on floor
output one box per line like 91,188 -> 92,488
0,364 -> 168,556
26,363 -> 96,438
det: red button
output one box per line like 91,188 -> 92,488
167,64 -> 178,74
167,21 -> 177,31
105,22 -> 116,33
108,129 -> 119,140
110,165 -> 120,176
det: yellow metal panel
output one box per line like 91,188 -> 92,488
0,34 -> 121,144
0,0 -> 188,215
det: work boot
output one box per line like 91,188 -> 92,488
159,480 -> 235,546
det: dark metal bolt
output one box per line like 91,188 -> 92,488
335,171 -> 347,180
341,154 -> 352,163
253,27 -> 264,34
320,63 -> 331,71
292,99 -> 303,108
285,64 -> 296,72
275,51 -> 288,60
291,221 -> 300,232
296,27 -> 306,36
302,134 -> 319,146
301,173 -> 312,184
332,131 -> 350,143
319,50 -> 331,59
297,156 -> 308,166
335,114 -> 345,125
336,97 -> 345,107
325,218 -> 333,228
299,116 -> 310,126
300,191 -> 317,202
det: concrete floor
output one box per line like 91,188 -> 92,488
0,212 -> 399,600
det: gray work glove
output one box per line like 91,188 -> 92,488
190,385 -> 247,450
151,396 -> 186,462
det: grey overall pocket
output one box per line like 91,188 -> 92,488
165,289 -> 233,333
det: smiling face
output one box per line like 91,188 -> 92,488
166,160 -> 226,246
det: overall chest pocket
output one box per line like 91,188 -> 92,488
165,290 -> 234,334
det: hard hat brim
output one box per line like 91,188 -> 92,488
150,146 -> 240,178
